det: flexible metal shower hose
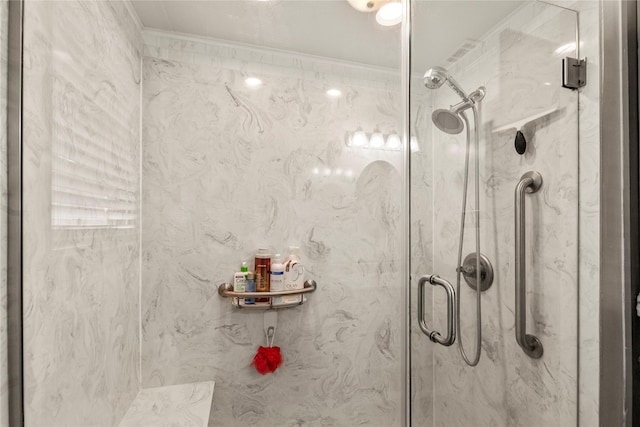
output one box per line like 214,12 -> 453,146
455,107 -> 482,367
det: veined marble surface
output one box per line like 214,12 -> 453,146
411,2 -> 581,425
119,381 -> 215,427
142,30 -> 400,93
22,1 -> 142,425
141,35 -> 404,426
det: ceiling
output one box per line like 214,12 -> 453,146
131,0 -> 523,71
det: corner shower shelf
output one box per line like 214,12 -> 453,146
218,280 -> 317,310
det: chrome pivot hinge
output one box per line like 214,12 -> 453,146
562,57 -> 587,89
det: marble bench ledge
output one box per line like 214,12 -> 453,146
119,381 -> 215,427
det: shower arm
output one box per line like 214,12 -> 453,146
450,87 -> 487,113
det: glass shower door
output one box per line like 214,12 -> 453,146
410,2 -> 580,425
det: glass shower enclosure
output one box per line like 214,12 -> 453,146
410,2 -> 582,425
7,0 -> 591,425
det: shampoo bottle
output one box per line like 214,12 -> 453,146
244,272 -> 256,305
269,254 -> 285,305
255,248 -> 271,302
283,247 -> 305,304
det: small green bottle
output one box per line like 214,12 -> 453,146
233,261 -> 249,293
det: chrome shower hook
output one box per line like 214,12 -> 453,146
266,326 -> 276,347
263,311 -> 278,347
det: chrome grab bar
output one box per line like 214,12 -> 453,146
515,171 -> 544,359
218,280 -> 317,298
417,274 -> 456,346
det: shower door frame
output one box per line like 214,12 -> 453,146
401,0 -> 412,425
599,0 -> 638,425
6,0 -> 24,425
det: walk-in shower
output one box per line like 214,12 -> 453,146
1,0 -> 614,425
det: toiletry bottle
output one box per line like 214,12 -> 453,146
283,247 -> 305,304
269,254 -> 285,305
233,262 -> 248,293
244,272 -> 256,305
255,248 -> 271,302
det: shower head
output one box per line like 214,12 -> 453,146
423,66 -> 468,100
425,66 -> 487,135
432,108 -> 465,135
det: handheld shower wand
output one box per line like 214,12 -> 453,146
423,66 -> 469,100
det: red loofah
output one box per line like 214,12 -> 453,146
252,346 -> 283,375
252,347 -> 270,375
264,346 -> 282,371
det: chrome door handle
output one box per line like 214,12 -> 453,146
514,171 -> 544,359
418,274 -> 456,346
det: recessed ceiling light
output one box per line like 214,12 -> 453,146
244,77 -> 263,88
347,0 -> 387,12
376,2 -> 402,27
326,88 -> 342,98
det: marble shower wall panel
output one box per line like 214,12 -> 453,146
141,35 -> 404,426
0,0 -> 7,425
22,1 -> 142,425
414,3 -> 579,426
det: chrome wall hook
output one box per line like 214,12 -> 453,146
266,326 -> 275,347
263,311 -> 278,347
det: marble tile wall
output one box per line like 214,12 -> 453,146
22,1 -> 142,425
411,2 -> 587,425
0,0 -> 8,425
141,32 -> 404,426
